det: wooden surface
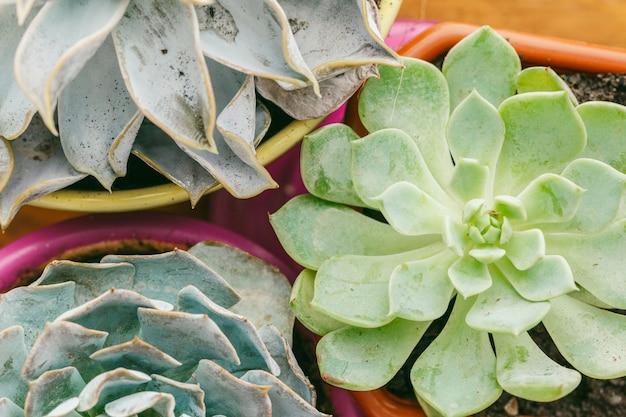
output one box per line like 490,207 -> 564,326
399,0 -> 626,48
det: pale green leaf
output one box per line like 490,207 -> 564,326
412,297 -> 501,417
544,295 -> 626,378
91,338 -> 182,375
577,101 -> 626,173
317,318 -> 430,390
496,92 -> 587,195
448,158 -> 489,202
105,391 -> 175,417
147,375 -> 205,417
516,173 -> 584,226
469,246 -> 506,264
0,139 -> 12,193
494,332 -> 581,401
0,398 -> 25,417
503,229 -> 545,271
25,367 -> 85,417
443,25 -> 520,110
516,66 -> 578,105
448,255 -> 492,299
77,368 -> 150,412
0,326 -> 29,405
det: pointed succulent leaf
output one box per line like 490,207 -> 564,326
447,158 -> 490,203
358,58 -> 453,185
503,229 -> 545,271
577,101 -> 626,173
546,219 -> 626,309
448,255 -> 492,299
0,116 -> 86,229
497,255 -> 576,302
90,337 -> 182,375
34,260 -> 135,306
544,295 -> 626,378
13,0 -> 129,133
0,326 -> 29,405
58,37 -> 140,190
241,370 -> 330,417
194,359 -> 272,417
76,368 -> 151,413
104,391 -> 175,417
56,288 -> 165,347
495,92 -> 587,195
0,282 -> 75,349
446,89 -> 505,179
516,66 -> 578,105
442,216 -> 471,257
556,158 -> 626,233
111,0 -> 217,152
311,243 -> 447,328
0,6 -> 36,139
270,194 -> 436,270
25,367 -> 86,417
318,318 -> 431,391
102,249 -> 240,309
289,269 -> 346,336
147,374 -> 205,417
137,307 -> 239,367
23,321 -> 107,381
411,297 -> 501,417
466,267 -> 551,335
388,249 -> 457,321
0,398 -> 24,417
443,25 -> 521,110
177,285 -> 279,375
468,246 -> 506,264
300,124 -> 364,206
188,241 -> 293,339
494,332 -> 581,402
351,128 -> 455,208
516,173 -> 584,226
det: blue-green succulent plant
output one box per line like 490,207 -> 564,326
270,26 -> 626,417
0,241 -> 329,417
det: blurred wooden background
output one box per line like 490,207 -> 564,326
2,0 -> 625,247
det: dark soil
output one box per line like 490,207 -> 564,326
384,72 -> 626,417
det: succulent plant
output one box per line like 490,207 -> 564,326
270,26 -> 626,417
0,240 -> 330,417
0,0 -> 400,228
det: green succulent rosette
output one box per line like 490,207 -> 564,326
0,241 -> 329,417
271,26 -> 626,417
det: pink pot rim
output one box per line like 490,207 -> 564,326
0,211 -> 294,292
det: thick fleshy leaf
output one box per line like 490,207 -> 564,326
443,26 -> 520,110
23,321 -> 107,380
58,37 -> 140,189
411,297 -> 501,417
289,269 -> 346,336
194,359 -> 272,417
111,0 -> 217,152
311,243 -> 447,327
0,398 -> 24,417
34,260 -> 135,305
147,375 -> 205,417
317,318 -> 430,390
358,58 -> 453,185
502,229 -> 545,271
497,255 -> 576,302
516,66 -> 578,105
0,139 -> 12,193
466,267 -> 551,335
0,116 -> 86,229
388,249 -> 456,321
448,255 -> 492,299
0,6 -> 36,139
546,220 -> 626,309
0,326 -> 29,404
90,337 -> 182,374
102,250 -> 240,308
494,332 -> 581,401
0,282 -> 75,349
270,194 -> 436,270
300,123 -> 363,206
350,128 -> 455,208
544,295 -> 626,378
577,101 -> 626,173
188,240 -> 293,339
241,370 -> 329,417
14,0 -> 129,133
496,92 -> 587,195
24,367 -> 86,417
105,391 -> 175,417
137,307 -> 239,366
516,173 -> 584,226
76,368 -> 151,412
177,285 -> 279,375
447,158 -> 490,203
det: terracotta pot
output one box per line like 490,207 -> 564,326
341,21 -> 626,417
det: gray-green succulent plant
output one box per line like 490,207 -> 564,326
0,0 -> 400,228
0,240 -> 330,417
270,26 -> 626,417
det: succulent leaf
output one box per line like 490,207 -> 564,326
448,255 -> 492,299
76,368 -> 151,413
577,101 -> 626,173
24,367 -> 86,417
90,337 -> 182,375
0,398 -> 24,417
104,391 -> 176,417
0,326 -> 29,405
147,374 -> 205,417
516,66 -> 578,105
